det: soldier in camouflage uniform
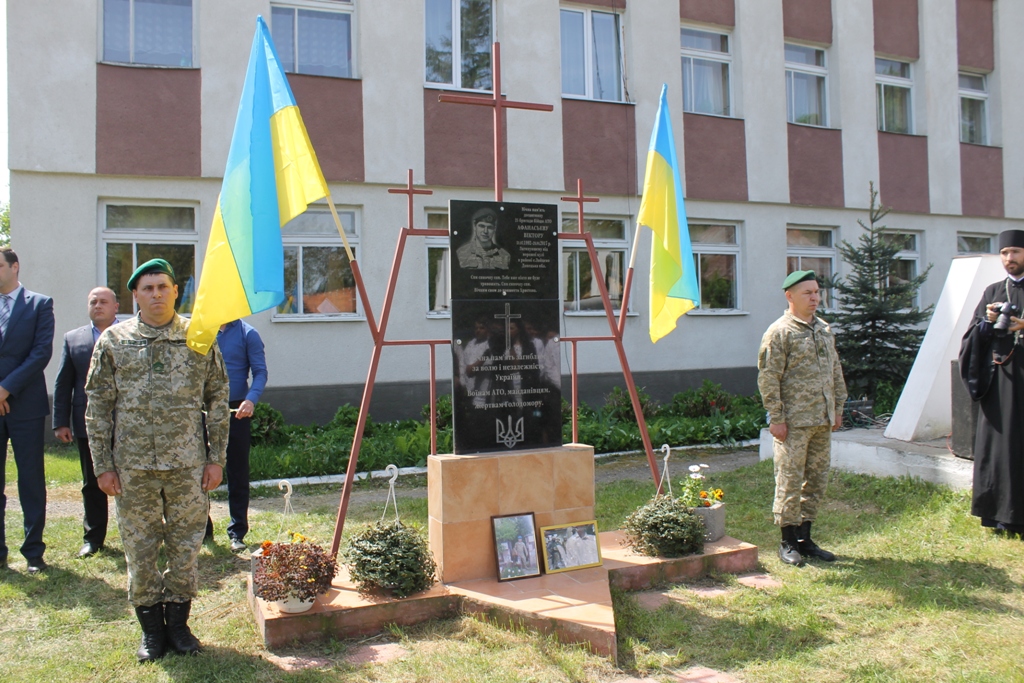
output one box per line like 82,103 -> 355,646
86,259 -> 229,662
757,270 -> 846,567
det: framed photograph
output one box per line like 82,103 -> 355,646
492,513 -> 542,581
539,521 -> 603,574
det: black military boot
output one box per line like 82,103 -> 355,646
134,603 -> 167,662
164,600 -> 202,655
779,525 -> 804,566
798,521 -> 836,562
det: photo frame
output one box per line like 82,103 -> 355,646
539,520 -> 603,574
491,513 -> 542,581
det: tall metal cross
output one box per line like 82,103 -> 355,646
494,302 -> 522,356
388,168 -> 433,230
438,42 -> 554,202
560,179 -> 600,232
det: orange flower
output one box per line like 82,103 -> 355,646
699,491 -> 708,499
261,540 -> 273,550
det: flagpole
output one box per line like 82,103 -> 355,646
619,218 -> 645,335
324,192 -> 356,263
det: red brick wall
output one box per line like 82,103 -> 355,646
874,0 -> 919,59
682,113 -> 747,201
877,132 -> 930,213
562,99 -> 637,195
424,89 -> 506,189
782,0 -> 832,44
960,143 -> 1004,217
289,75 -> 364,183
957,0 -> 995,71
788,124 -> 844,208
679,0 -> 734,26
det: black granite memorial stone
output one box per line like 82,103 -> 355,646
450,200 -> 562,454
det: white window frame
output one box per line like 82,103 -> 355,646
560,216 -> 631,315
99,0 -> 198,68
425,211 -> 451,318
785,43 -> 828,127
680,26 -> 732,118
270,0 -> 357,79
687,222 -> 743,314
559,5 -> 625,103
424,0 -> 495,92
100,200 -> 201,319
884,232 -> 921,308
875,57 -> 914,134
786,226 -> 837,310
957,233 -> 994,255
959,72 -> 989,145
273,206 -> 363,322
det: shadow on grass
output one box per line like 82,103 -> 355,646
818,555 -> 1023,613
10,559 -> 128,621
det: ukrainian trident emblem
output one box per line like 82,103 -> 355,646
496,415 -> 525,449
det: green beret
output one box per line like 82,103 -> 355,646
127,258 -> 176,291
782,270 -> 816,290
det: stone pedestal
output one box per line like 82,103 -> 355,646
428,444 -> 595,584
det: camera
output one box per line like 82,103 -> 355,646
993,301 -> 1019,333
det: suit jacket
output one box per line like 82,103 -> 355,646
0,288 -> 55,420
53,324 -> 95,438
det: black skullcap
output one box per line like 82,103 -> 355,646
998,230 -> 1024,251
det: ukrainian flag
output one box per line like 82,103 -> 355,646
187,16 -> 329,353
638,85 -> 700,344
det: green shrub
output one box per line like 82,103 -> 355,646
342,521 -> 437,598
250,402 -> 288,446
604,386 -> 660,422
668,380 -> 733,418
422,393 -> 453,430
621,495 -> 705,558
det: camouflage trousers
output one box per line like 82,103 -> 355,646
114,466 -> 208,607
772,424 -> 832,527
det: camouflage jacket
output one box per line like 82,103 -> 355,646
757,310 -> 847,428
85,314 -> 230,473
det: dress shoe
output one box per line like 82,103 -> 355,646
78,543 -> 102,558
164,600 -> 202,655
229,538 -> 247,552
27,558 -> 48,574
797,521 -> 836,562
778,526 -> 804,567
0,556 -> 7,570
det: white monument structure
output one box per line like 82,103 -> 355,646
885,255 -> 1006,442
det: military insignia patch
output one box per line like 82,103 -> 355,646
152,361 -> 165,373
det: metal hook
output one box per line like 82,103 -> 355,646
661,443 -> 671,467
278,479 -> 293,499
659,444 -> 673,498
386,464 -> 399,485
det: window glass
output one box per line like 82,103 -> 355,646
560,7 -> 622,101
787,228 -> 831,248
426,213 -> 451,315
876,58 -> 910,78
683,58 -> 730,116
957,234 -> 992,255
562,218 -> 628,313
277,209 -> 359,317
689,223 -> 739,310
426,0 -> 492,90
560,10 -> 586,96
106,205 -> 195,231
106,243 -> 196,315
272,5 -> 352,78
785,45 -> 826,126
425,0 -> 454,84
961,97 -> 986,144
271,7 -> 296,73
103,0 -> 192,67
959,73 -> 985,91
680,28 -> 727,53
877,83 -> 911,133
786,227 -> 835,308
460,0 -> 492,89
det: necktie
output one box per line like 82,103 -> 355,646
0,295 -> 10,342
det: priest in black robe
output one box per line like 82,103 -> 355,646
959,229 -> 1024,534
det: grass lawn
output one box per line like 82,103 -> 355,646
1,453 -> 1023,682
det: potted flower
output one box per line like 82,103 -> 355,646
680,464 -> 726,542
252,533 -> 339,613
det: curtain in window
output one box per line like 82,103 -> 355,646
271,7 -> 296,73
686,58 -> 728,116
431,249 -> 450,312
961,98 -> 986,144
590,12 -> 620,101
134,0 -> 192,67
878,84 -> 910,133
298,10 -> 350,78
560,10 -> 586,96
788,71 -> 824,125
103,0 -> 131,62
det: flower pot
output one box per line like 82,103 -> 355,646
271,593 -> 315,614
692,502 -> 725,542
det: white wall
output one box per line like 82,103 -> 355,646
833,0 -> 879,210
919,0 -> 962,216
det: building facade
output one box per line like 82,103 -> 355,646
7,0 -> 1024,423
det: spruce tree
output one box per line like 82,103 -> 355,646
827,183 -> 933,402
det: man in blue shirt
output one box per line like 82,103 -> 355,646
206,320 -> 267,552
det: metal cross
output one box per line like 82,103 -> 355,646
494,302 -> 522,357
387,168 -> 433,231
438,42 -> 554,202
560,178 -> 600,233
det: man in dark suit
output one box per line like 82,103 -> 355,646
0,247 -> 55,573
53,287 -> 119,558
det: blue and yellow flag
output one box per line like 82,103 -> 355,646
187,16 -> 329,353
637,85 -> 700,344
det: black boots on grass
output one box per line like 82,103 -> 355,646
779,521 -> 837,567
135,600 -> 202,663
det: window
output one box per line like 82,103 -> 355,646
883,233 -> 920,305
103,0 -> 194,67
103,204 -> 198,316
560,7 -> 623,101
959,72 -> 988,144
876,58 -> 912,134
785,44 -> 827,126
561,218 -> 628,313
680,28 -> 731,116
271,2 -> 354,78
957,233 -> 993,255
426,213 -> 451,316
786,227 -> 835,308
425,0 -> 493,90
276,208 -> 360,318
689,224 -> 740,310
